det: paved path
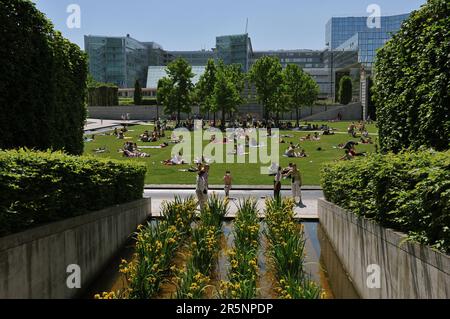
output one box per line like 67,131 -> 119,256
144,189 -> 323,220
84,119 -> 144,134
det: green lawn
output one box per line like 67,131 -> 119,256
84,121 -> 378,186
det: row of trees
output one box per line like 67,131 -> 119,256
157,56 -> 319,128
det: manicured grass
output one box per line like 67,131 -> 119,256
83,122 -> 378,186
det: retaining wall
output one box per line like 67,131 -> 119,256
87,104 -> 342,121
0,199 -> 152,299
318,199 -> 450,299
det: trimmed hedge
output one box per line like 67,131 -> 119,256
0,0 -> 88,155
0,149 -> 147,236
373,0 -> 450,153
338,76 -> 352,105
88,86 -> 119,106
321,151 -> 450,254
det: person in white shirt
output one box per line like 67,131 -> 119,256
284,164 -> 303,206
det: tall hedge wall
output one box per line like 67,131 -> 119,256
88,86 -> 119,106
373,0 -> 450,153
321,151 -> 450,254
0,149 -> 147,236
0,0 -> 88,155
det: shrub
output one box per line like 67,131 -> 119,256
373,0 -> 450,153
134,80 -> 143,106
88,86 -> 119,106
0,0 -> 88,155
321,150 -> 450,254
338,76 -> 352,105
0,149 -> 146,236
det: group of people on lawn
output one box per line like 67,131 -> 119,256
195,161 -> 304,210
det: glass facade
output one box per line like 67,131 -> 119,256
251,50 -> 330,98
85,35 -> 148,88
167,50 -> 216,66
325,14 -> 409,50
216,34 -> 253,72
147,66 -> 206,89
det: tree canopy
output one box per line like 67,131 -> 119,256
248,56 -> 284,122
157,58 -> 194,124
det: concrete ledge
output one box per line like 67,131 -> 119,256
0,198 -> 151,299
318,199 -> 450,299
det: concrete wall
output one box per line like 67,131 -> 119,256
302,103 -> 363,121
0,199 -> 152,299
87,104 -> 341,121
319,199 -> 450,299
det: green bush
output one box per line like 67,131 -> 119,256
321,150 -> 450,254
373,0 -> 450,153
0,149 -> 146,236
338,76 -> 352,105
0,0 -> 88,155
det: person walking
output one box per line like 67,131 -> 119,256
196,169 -> 208,211
274,166 -> 282,200
223,171 -> 232,198
284,164 -> 303,206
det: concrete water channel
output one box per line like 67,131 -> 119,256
84,190 -> 359,299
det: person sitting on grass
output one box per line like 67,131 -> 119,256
149,131 -> 159,142
338,150 -> 353,161
360,136 -> 373,144
322,127 -> 335,135
312,132 -> 321,141
298,149 -> 308,158
362,130 -> 370,138
163,152 -> 186,165
117,130 -> 125,140
122,142 -> 150,158
300,134 -> 312,141
140,130 -> 150,142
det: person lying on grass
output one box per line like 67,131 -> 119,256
162,152 -> 186,165
360,136 -> 373,144
121,142 -> 150,158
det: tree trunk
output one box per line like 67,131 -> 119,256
213,112 -> 216,127
221,107 -> 226,131
177,110 -> 181,125
296,107 -> 300,128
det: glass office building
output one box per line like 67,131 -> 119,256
167,50 -> 216,66
146,66 -> 206,89
325,14 -> 409,50
216,34 -> 253,72
324,13 -> 410,104
143,42 -> 174,67
251,50 -> 330,99
85,35 -> 148,88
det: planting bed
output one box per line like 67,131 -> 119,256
90,196 -> 358,299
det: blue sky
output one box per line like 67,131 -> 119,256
33,0 -> 426,51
